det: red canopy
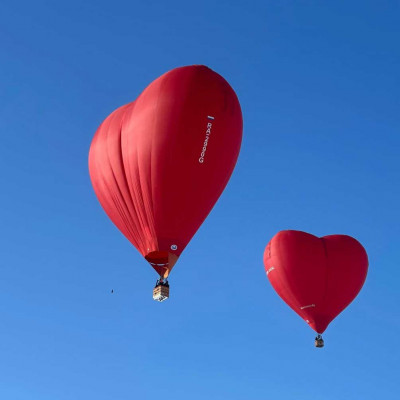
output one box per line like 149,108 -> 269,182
89,65 -> 242,277
264,230 -> 368,333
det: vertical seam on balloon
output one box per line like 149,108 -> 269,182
105,109 -> 143,249
122,107 -> 150,255
117,105 -> 148,250
96,146 -> 133,244
149,77 -> 172,276
134,133 -> 158,258
320,237 -> 330,315
102,108 -> 144,250
123,103 -> 152,254
106,108 -> 138,245
115,106 -> 145,245
124,98 -> 160,256
135,144 -> 153,250
92,118 -> 131,242
144,78 -> 169,253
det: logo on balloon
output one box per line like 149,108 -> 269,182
266,266 -> 275,275
300,304 -> 316,310
199,117 -> 214,163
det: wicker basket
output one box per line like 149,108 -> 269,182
314,338 -> 324,348
153,284 -> 170,302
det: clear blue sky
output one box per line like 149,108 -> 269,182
1,1 -> 399,399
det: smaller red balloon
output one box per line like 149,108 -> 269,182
264,230 -> 368,334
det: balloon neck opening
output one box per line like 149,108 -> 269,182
145,251 -> 178,278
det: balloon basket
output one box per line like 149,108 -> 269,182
314,335 -> 324,348
153,281 -> 169,302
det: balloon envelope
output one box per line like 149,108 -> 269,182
89,65 -> 242,277
264,230 -> 368,333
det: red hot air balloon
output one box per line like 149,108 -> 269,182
89,65 -> 242,301
264,230 -> 368,346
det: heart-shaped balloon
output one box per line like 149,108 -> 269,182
89,65 -> 242,279
264,230 -> 368,334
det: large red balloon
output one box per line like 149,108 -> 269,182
264,230 -> 368,334
89,65 -> 242,278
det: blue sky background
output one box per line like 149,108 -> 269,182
1,1 -> 399,399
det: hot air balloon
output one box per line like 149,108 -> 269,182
89,65 -> 242,301
264,230 -> 368,347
